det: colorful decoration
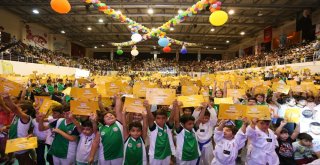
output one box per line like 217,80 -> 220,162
116,49 -> 123,55
50,0 -> 71,14
131,33 -> 142,42
131,45 -> 139,56
163,46 -> 171,53
84,0 -> 227,47
180,46 -> 187,54
209,10 -> 228,26
158,38 -> 169,47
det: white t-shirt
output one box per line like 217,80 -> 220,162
76,133 -> 98,163
45,116 -> 57,145
32,119 -> 50,141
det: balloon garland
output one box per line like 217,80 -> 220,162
51,0 -> 228,49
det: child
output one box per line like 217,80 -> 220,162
211,118 -> 248,165
76,114 -> 98,165
174,101 -> 201,165
146,101 -> 175,165
89,95 -> 124,165
194,103 -> 217,165
0,93 -> 36,165
38,105 -> 80,165
122,110 -> 148,165
246,118 -> 279,165
293,133 -> 317,165
275,120 -> 300,165
32,111 -> 50,165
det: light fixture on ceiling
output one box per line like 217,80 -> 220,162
98,18 -> 104,23
170,27 -> 174,31
178,9 -> 183,14
240,31 -> 245,35
214,47 -> 217,50
210,28 -> 215,32
205,46 -> 209,49
32,9 -> 39,14
94,46 -> 97,49
116,10 -> 122,14
61,30 -> 65,34
148,8 -> 154,14
228,9 -> 235,15
226,40 -> 230,43
87,27 -> 92,31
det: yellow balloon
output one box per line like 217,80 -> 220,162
209,10 -> 228,26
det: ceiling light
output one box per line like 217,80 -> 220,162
170,27 -> 174,31
178,9 -> 183,14
153,46 -> 157,49
128,25 -> 132,28
116,10 -> 122,14
61,30 -> 65,34
214,47 -> 217,50
87,27 -> 92,31
32,9 -> 39,14
98,18 -> 104,23
148,8 -> 154,14
226,40 -> 230,43
240,31 -> 245,35
228,9 -> 235,15
210,28 -> 215,32
205,46 -> 209,49
94,46 -> 97,49
101,44 -> 104,47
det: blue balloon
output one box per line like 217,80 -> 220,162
180,48 -> 187,54
158,38 -> 169,47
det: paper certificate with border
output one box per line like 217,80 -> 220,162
181,86 -> 199,96
0,78 -> 23,97
146,88 -> 176,105
123,97 -> 145,113
133,81 -> 157,98
284,108 -> 301,123
70,88 -> 98,100
177,95 -> 204,108
5,137 -> 38,153
272,83 -> 290,94
70,100 -> 99,116
218,104 -> 246,120
245,105 -> 271,120
227,89 -> 245,98
105,81 -> 122,97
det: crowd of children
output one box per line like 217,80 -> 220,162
0,70 -> 320,165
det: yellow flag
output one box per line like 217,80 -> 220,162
5,137 -> 38,153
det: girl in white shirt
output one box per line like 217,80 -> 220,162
211,118 -> 248,165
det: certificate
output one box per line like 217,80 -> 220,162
177,95 -> 204,107
146,88 -> 176,105
70,100 -> 99,116
123,97 -> 145,113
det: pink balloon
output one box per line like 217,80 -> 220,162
216,1 -> 222,6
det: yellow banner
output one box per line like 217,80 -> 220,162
123,97 -> 145,113
70,88 -> 98,100
227,89 -> 245,98
146,88 -> 176,105
177,95 -> 204,107
218,104 -> 246,120
0,78 -> 23,97
70,100 -> 99,116
181,86 -> 199,96
245,105 -> 271,120
214,97 -> 234,104
5,137 -> 38,153
284,108 -> 301,123
272,83 -> 290,94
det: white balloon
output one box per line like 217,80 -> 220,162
131,49 -> 139,56
131,33 -> 142,42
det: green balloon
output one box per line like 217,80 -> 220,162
116,49 -> 123,55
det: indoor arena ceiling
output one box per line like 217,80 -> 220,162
1,0 -> 320,52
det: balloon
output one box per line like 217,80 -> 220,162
131,49 -> 139,56
131,33 -> 142,42
216,1 -> 222,6
163,46 -> 171,53
50,0 -> 71,14
158,38 -> 169,47
209,10 -> 228,26
212,4 -> 218,8
180,48 -> 187,54
116,49 -> 123,55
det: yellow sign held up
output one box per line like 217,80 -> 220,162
70,88 -> 98,100
218,104 -> 271,120
284,108 -> 301,123
123,97 -> 145,113
146,88 -> 176,105
177,95 -> 204,108
5,137 -> 38,153
0,78 -> 23,97
181,86 -> 199,96
272,83 -> 290,94
70,100 -> 99,116
227,89 -> 245,98
214,97 -> 234,105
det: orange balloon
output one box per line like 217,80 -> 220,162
50,0 -> 71,14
